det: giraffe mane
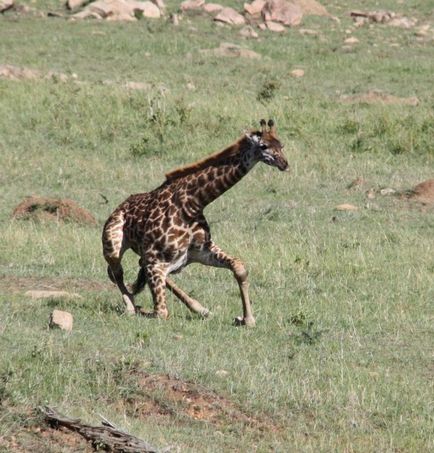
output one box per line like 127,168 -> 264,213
165,136 -> 249,181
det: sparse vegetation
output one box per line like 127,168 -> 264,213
0,0 -> 433,451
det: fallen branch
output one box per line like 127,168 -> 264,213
39,406 -> 167,453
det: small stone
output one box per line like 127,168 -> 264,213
266,20 -> 286,32
344,36 -> 359,45
170,12 -> 179,25
239,25 -> 259,38
299,28 -> 319,35
366,189 -> 376,199
173,334 -> 183,340
49,310 -> 73,332
290,68 -> 304,78
335,204 -> 359,211
379,188 -> 396,196
215,369 -> 229,377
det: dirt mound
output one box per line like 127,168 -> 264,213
405,179 -> 434,205
121,372 -> 278,432
0,408 -> 92,453
12,196 -> 96,225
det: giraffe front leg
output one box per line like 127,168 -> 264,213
192,242 -> 255,327
140,264 -> 169,320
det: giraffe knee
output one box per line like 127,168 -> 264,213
233,260 -> 248,282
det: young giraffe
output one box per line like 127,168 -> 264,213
102,119 -> 288,327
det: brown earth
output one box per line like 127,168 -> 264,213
339,90 -> 419,106
0,408 -> 93,453
118,372 -> 279,433
0,275 -> 111,294
404,179 -> 434,205
12,196 -> 97,226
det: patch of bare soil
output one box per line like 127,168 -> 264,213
0,408 -> 92,453
0,275 -> 111,294
404,179 -> 434,205
339,90 -> 419,106
119,372 -> 279,433
12,196 -> 97,226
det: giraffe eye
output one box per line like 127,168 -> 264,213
260,143 -> 268,150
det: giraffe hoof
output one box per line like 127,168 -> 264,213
200,309 -> 212,318
233,316 -> 256,328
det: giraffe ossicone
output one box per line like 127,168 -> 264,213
102,119 -> 288,326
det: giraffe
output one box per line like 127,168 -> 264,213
102,119 -> 288,327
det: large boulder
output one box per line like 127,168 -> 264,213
262,0 -> 303,26
214,7 -> 245,25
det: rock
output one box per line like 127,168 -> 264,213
202,3 -> 223,14
73,0 -> 161,21
344,36 -> 359,44
290,68 -> 304,77
70,9 -> 103,19
131,0 -> 161,18
124,81 -> 151,90
335,204 -> 359,211
66,0 -> 87,10
152,0 -> 165,11
215,369 -> 229,377
266,20 -> 286,32
49,310 -> 73,332
25,290 -> 81,300
214,7 -> 245,25
262,0 -> 303,27
0,0 -> 13,12
295,0 -> 329,16
201,42 -> 261,59
258,22 -> 267,30
239,25 -> 259,38
388,16 -> 417,29
379,188 -> 396,196
180,0 -> 204,11
299,27 -> 319,35
170,12 -> 179,24
244,0 -> 265,16
350,10 -> 416,29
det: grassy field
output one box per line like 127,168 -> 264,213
0,0 -> 433,451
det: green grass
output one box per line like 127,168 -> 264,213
1,1 -> 434,451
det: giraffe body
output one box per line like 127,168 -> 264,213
102,120 -> 288,326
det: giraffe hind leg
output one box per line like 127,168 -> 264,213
103,217 -> 136,315
166,278 -> 210,318
106,260 -> 136,315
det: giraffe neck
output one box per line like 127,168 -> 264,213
180,139 -> 257,216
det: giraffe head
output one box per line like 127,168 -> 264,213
247,119 -> 288,171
